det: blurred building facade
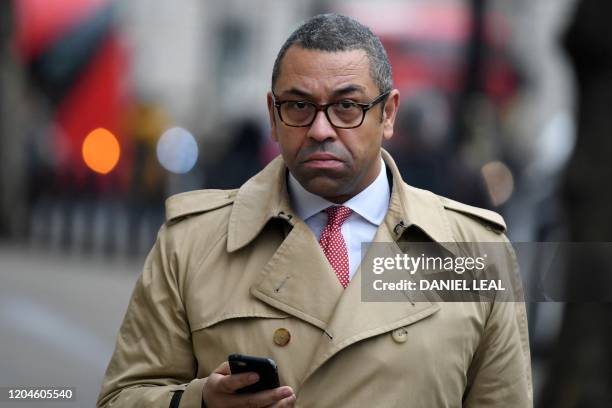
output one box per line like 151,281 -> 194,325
1,0 -> 579,247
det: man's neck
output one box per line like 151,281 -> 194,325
288,157 -> 389,223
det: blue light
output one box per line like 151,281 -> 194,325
156,127 -> 199,174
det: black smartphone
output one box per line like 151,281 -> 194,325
228,354 -> 280,394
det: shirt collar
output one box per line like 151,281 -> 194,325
288,158 -> 390,226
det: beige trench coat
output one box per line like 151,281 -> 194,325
98,150 -> 532,408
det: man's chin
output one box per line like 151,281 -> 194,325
300,176 -> 351,202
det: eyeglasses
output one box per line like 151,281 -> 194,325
272,91 -> 390,129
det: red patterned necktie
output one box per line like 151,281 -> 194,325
319,206 -> 353,288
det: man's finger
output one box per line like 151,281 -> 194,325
214,361 -> 231,375
267,393 -> 297,407
217,372 -> 260,394
236,386 -> 294,408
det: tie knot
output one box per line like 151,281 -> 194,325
324,206 -> 353,228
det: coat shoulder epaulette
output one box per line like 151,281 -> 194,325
165,189 -> 237,224
440,197 -> 506,233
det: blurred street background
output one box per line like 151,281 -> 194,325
1,0 -> 611,406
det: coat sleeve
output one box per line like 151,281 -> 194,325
463,240 -> 533,408
97,226 -> 205,408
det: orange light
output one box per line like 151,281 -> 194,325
82,128 -> 121,174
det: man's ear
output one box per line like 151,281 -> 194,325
267,92 -> 278,142
382,89 -> 400,141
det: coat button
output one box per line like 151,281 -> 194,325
273,328 -> 291,346
391,327 -> 408,343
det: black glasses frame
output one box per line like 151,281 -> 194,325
272,91 -> 390,129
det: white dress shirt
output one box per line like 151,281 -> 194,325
288,158 -> 390,281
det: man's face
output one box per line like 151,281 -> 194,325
267,46 -> 400,203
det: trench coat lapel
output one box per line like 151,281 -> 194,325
250,218 -> 344,331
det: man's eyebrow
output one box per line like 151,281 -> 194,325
276,85 -> 368,100
330,85 -> 367,98
277,88 -> 312,99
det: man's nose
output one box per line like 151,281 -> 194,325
306,110 -> 337,142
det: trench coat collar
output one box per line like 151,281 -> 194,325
380,150 -> 460,255
227,149 -> 456,253
227,155 -> 293,252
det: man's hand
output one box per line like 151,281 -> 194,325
202,362 -> 296,407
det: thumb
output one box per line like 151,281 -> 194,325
214,361 -> 231,376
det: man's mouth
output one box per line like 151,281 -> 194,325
302,153 -> 344,169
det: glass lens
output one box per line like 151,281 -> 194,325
329,102 -> 363,127
281,101 -> 315,126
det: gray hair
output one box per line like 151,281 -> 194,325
271,13 -> 393,93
